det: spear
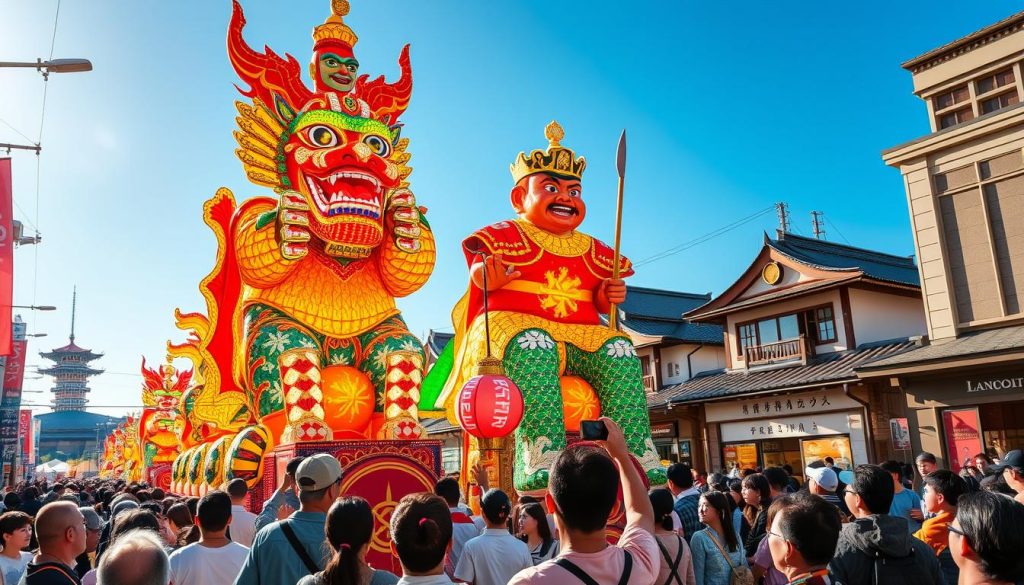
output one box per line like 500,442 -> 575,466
609,129 -> 626,331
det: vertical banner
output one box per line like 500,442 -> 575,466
0,159 -> 11,356
0,320 -> 27,476
19,409 -> 33,467
942,408 -> 983,473
889,417 -> 911,451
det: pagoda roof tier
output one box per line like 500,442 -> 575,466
40,347 -> 103,360
37,365 -> 104,376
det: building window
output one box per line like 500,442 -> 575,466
938,107 -> 975,129
808,305 -> 837,344
976,68 -> 1015,96
980,91 -> 1019,115
738,323 -> 757,356
934,85 -> 970,110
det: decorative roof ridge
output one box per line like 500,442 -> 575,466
901,11 -> 1024,73
625,285 -> 713,301
773,232 -> 916,268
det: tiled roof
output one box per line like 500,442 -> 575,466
618,287 -> 723,345
426,330 -> 453,358
421,416 -> 460,435
769,233 -> 920,287
857,325 -> 1024,371
648,339 -> 918,408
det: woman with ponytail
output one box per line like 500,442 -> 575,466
390,493 -> 455,585
650,488 -> 696,585
298,497 -> 398,585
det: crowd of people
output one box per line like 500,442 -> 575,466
0,429 -> 1021,585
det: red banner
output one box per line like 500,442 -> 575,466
19,409 -> 32,464
942,408 -> 983,473
0,159 -> 12,356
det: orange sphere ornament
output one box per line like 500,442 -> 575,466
321,365 -> 376,434
559,375 -> 600,432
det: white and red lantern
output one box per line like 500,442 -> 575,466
456,358 -> 524,440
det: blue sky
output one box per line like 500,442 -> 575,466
1,1 -> 1020,417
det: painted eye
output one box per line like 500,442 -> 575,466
569,189 -> 581,198
307,125 -> 338,147
544,184 -> 558,193
363,134 -> 392,157
346,64 -> 357,73
325,58 -> 339,68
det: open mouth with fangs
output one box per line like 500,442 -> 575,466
547,203 -> 579,218
304,170 -> 385,220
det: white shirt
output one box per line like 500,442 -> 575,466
168,541 -> 249,585
0,551 -> 32,585
454,528 -> 533,585
397,575 -> 455,585
230,504 -> 258,547
449,507 -> 484,568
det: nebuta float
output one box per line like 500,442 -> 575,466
431,122 -> 665,494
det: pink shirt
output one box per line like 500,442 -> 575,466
508,522 -> 659,585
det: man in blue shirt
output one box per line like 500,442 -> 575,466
881,460 -> 921,533
253,456 -> 304,534
233,454 -> 343,585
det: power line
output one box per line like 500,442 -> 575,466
825,217 -> 851,245
633,205 -> 775,267
33,0 -> 61,312
0,117 -> 37,145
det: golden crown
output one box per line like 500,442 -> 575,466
312,0 -> 359,48
510,121 -> 587,184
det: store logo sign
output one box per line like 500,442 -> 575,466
966,377 -> 1024,393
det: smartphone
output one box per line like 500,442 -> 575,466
579,419 -> 608,441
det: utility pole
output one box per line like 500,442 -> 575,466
811,211 -> 826,240
775,202 -> 790,236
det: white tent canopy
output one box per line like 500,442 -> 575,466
35,459 -> 69,477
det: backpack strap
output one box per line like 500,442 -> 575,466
555,551 -> 633,585
656,537 -> 683,585
538,538 -> 554,558
280,520 -> 320,575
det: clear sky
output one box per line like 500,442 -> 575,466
0,1 -> 1020,418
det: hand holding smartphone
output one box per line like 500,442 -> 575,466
579,419 -> 608,441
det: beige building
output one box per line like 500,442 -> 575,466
863,12 -> 1024,470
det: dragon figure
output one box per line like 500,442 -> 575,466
170,0 -> 434,491
138,357 -> 191,468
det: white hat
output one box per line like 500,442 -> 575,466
805,465 -> 838,492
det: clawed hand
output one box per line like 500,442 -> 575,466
388,188 -> 423,253
277,191 -> 311,260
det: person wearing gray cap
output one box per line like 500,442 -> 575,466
73,508 -> 102,577
989,449 -> 1024,505
234,453 -> 343,585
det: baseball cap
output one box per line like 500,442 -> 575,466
480,489 -> 511,522
990,449 -> 1024,473
79,507 -> 102,531
295,453 -> 344,492
805,465 -> 838,492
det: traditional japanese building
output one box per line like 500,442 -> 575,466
866,11 -> 1024,470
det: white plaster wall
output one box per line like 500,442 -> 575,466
848,288 -> 927,345
660,343 -> 726,385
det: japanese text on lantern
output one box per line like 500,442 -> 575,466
458,378 -> 479,433
491,378 -> 511,430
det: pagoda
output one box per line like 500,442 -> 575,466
38,289 -> 103,412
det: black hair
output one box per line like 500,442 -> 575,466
22,486 -> 38,500
956,491 -> 1024,582
433,477 -> 461,507
3,492 -> 21,510
923,470 -> 967,506
980,472 -> 1016,495
879,460 -> 903,481
480,489 -> 511,525
186,497 -> 199,519
972,452 -> 993,465
226,478 -> 248,500
701,491 -> 739,552
322,497 -> 373,585
741,473 -> 771,506
851,464 -> 894,514
0,511 -> 32,549
390,493 -> 452,574
782,464 -> 794,475
139,501 -> 163,518
666,463 -> 694,490
707,473 -> 728,492
150,488 -> 165,501
773,493 -> 841,566
824,457 -> 834,465
763,467 -> 789,492
916,452 -> 937,464
516,503 -> 553,544
648,488 -> 675,532
549,446 -> 618,533
197,490 -> 232,532
286,456 -> 305,477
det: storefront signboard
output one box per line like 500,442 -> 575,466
650,422 -> 678,439
719,411 -> 859,443
966,377 -> 1024,393
942,408 -> 982,473
889,418 -> 911,451
704,387 -> 860,423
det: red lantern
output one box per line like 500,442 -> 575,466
456,358 -> 524,440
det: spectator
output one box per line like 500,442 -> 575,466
3,494 -> 22,516
706,473 -> 728,494
94,500 -> 139,561
767,493 -> 842,585
750,500 -> 786,585
761,468 -> 789,500
434,476 -> 481,570
667,463 -> 701,543
19,488 -> 42,519
73,508 -> 101,578
23,502 -> 87,585
915,470 -> 967,585
780,465 -> 800,493
225,479 -> 258,547
0,511 -> 34,585
690,491 -> 748,585
912,452 -> 938,523
455,489 -> 532,585
298,496 -> 398,585
234,453 -> 342,585
949,491 -> 1024,585
880,460 -> 922,533
648,488 -> 695,585
254,456 -> 304,534
823,457 -> 834,469
509,417 -> 659,585
167,490 -> 248,585
515,503 -> 558,566
164,503 -> 196,549
390,493 -> 453,585
725,479 -> 744,545
149,490 -> 165,503
740,474 -> 771,559
989,449 -> 1024,505
95,529 -> 169,585
803,466 -> 846,519
829,464 -> 941,585
971,453 -> 992,474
